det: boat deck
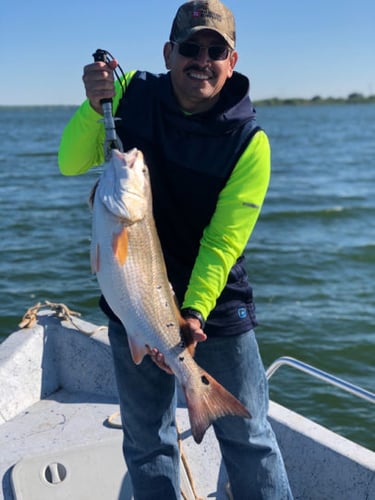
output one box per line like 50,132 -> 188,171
1,387 -> 227,499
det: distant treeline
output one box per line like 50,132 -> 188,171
254,93 -> 375,106
2,92 -> 375,109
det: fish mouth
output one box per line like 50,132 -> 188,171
124,148 -> 144,167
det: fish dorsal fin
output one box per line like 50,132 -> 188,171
127,334 -> 149,365
112,227 -> 128,266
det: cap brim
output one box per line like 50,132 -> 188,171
175,26 -> 235,50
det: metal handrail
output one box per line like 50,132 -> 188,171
266,356 -> 375,404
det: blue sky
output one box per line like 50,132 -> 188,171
1,0 -> 374,105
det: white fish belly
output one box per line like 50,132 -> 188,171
92,197 -> 184,361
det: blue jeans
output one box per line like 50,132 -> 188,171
108,320 -> 293,500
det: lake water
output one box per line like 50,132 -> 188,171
0,104 -> 374,450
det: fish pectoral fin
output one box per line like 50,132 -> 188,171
112,227 -> 128,266
127,334 -> 149,365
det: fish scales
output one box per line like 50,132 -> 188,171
90,147 -> 251,443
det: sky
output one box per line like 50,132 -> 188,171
1,0 -> 374,105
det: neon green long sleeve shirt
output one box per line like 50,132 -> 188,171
58,73 -> 270,322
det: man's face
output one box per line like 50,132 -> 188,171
164,29 -> 238,113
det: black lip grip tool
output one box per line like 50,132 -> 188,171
92,49 -> 123,157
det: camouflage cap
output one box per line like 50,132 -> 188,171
169,0 -> 236,49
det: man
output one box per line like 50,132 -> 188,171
59,1 -> 293,498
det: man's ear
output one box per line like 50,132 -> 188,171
163,42 -> 173,70
227,50 -> 239,78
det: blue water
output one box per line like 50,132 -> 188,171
0,104 -> 374,450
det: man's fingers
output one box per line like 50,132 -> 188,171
146,345 -> 174,374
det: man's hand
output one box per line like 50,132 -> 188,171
147,317 -> 207,374
181,316 -> 207,345
82,60 -> 118,114
147,346 -> 174,375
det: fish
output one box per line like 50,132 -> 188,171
90,147 -> 251,444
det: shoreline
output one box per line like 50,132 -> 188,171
254,94 -> 375,106
1,94 -> 375,109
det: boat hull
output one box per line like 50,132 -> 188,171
1,311 -> 374,499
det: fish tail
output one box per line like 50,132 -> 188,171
183,369 -> 251,444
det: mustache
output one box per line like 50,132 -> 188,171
184,64 -> 213,75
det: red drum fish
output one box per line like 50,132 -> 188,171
90,148 -> 251,443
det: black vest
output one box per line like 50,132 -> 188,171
101,71 -> 260,336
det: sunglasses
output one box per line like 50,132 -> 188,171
172,41 -> 230,61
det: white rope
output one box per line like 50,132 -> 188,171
18,300 -> 106,336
